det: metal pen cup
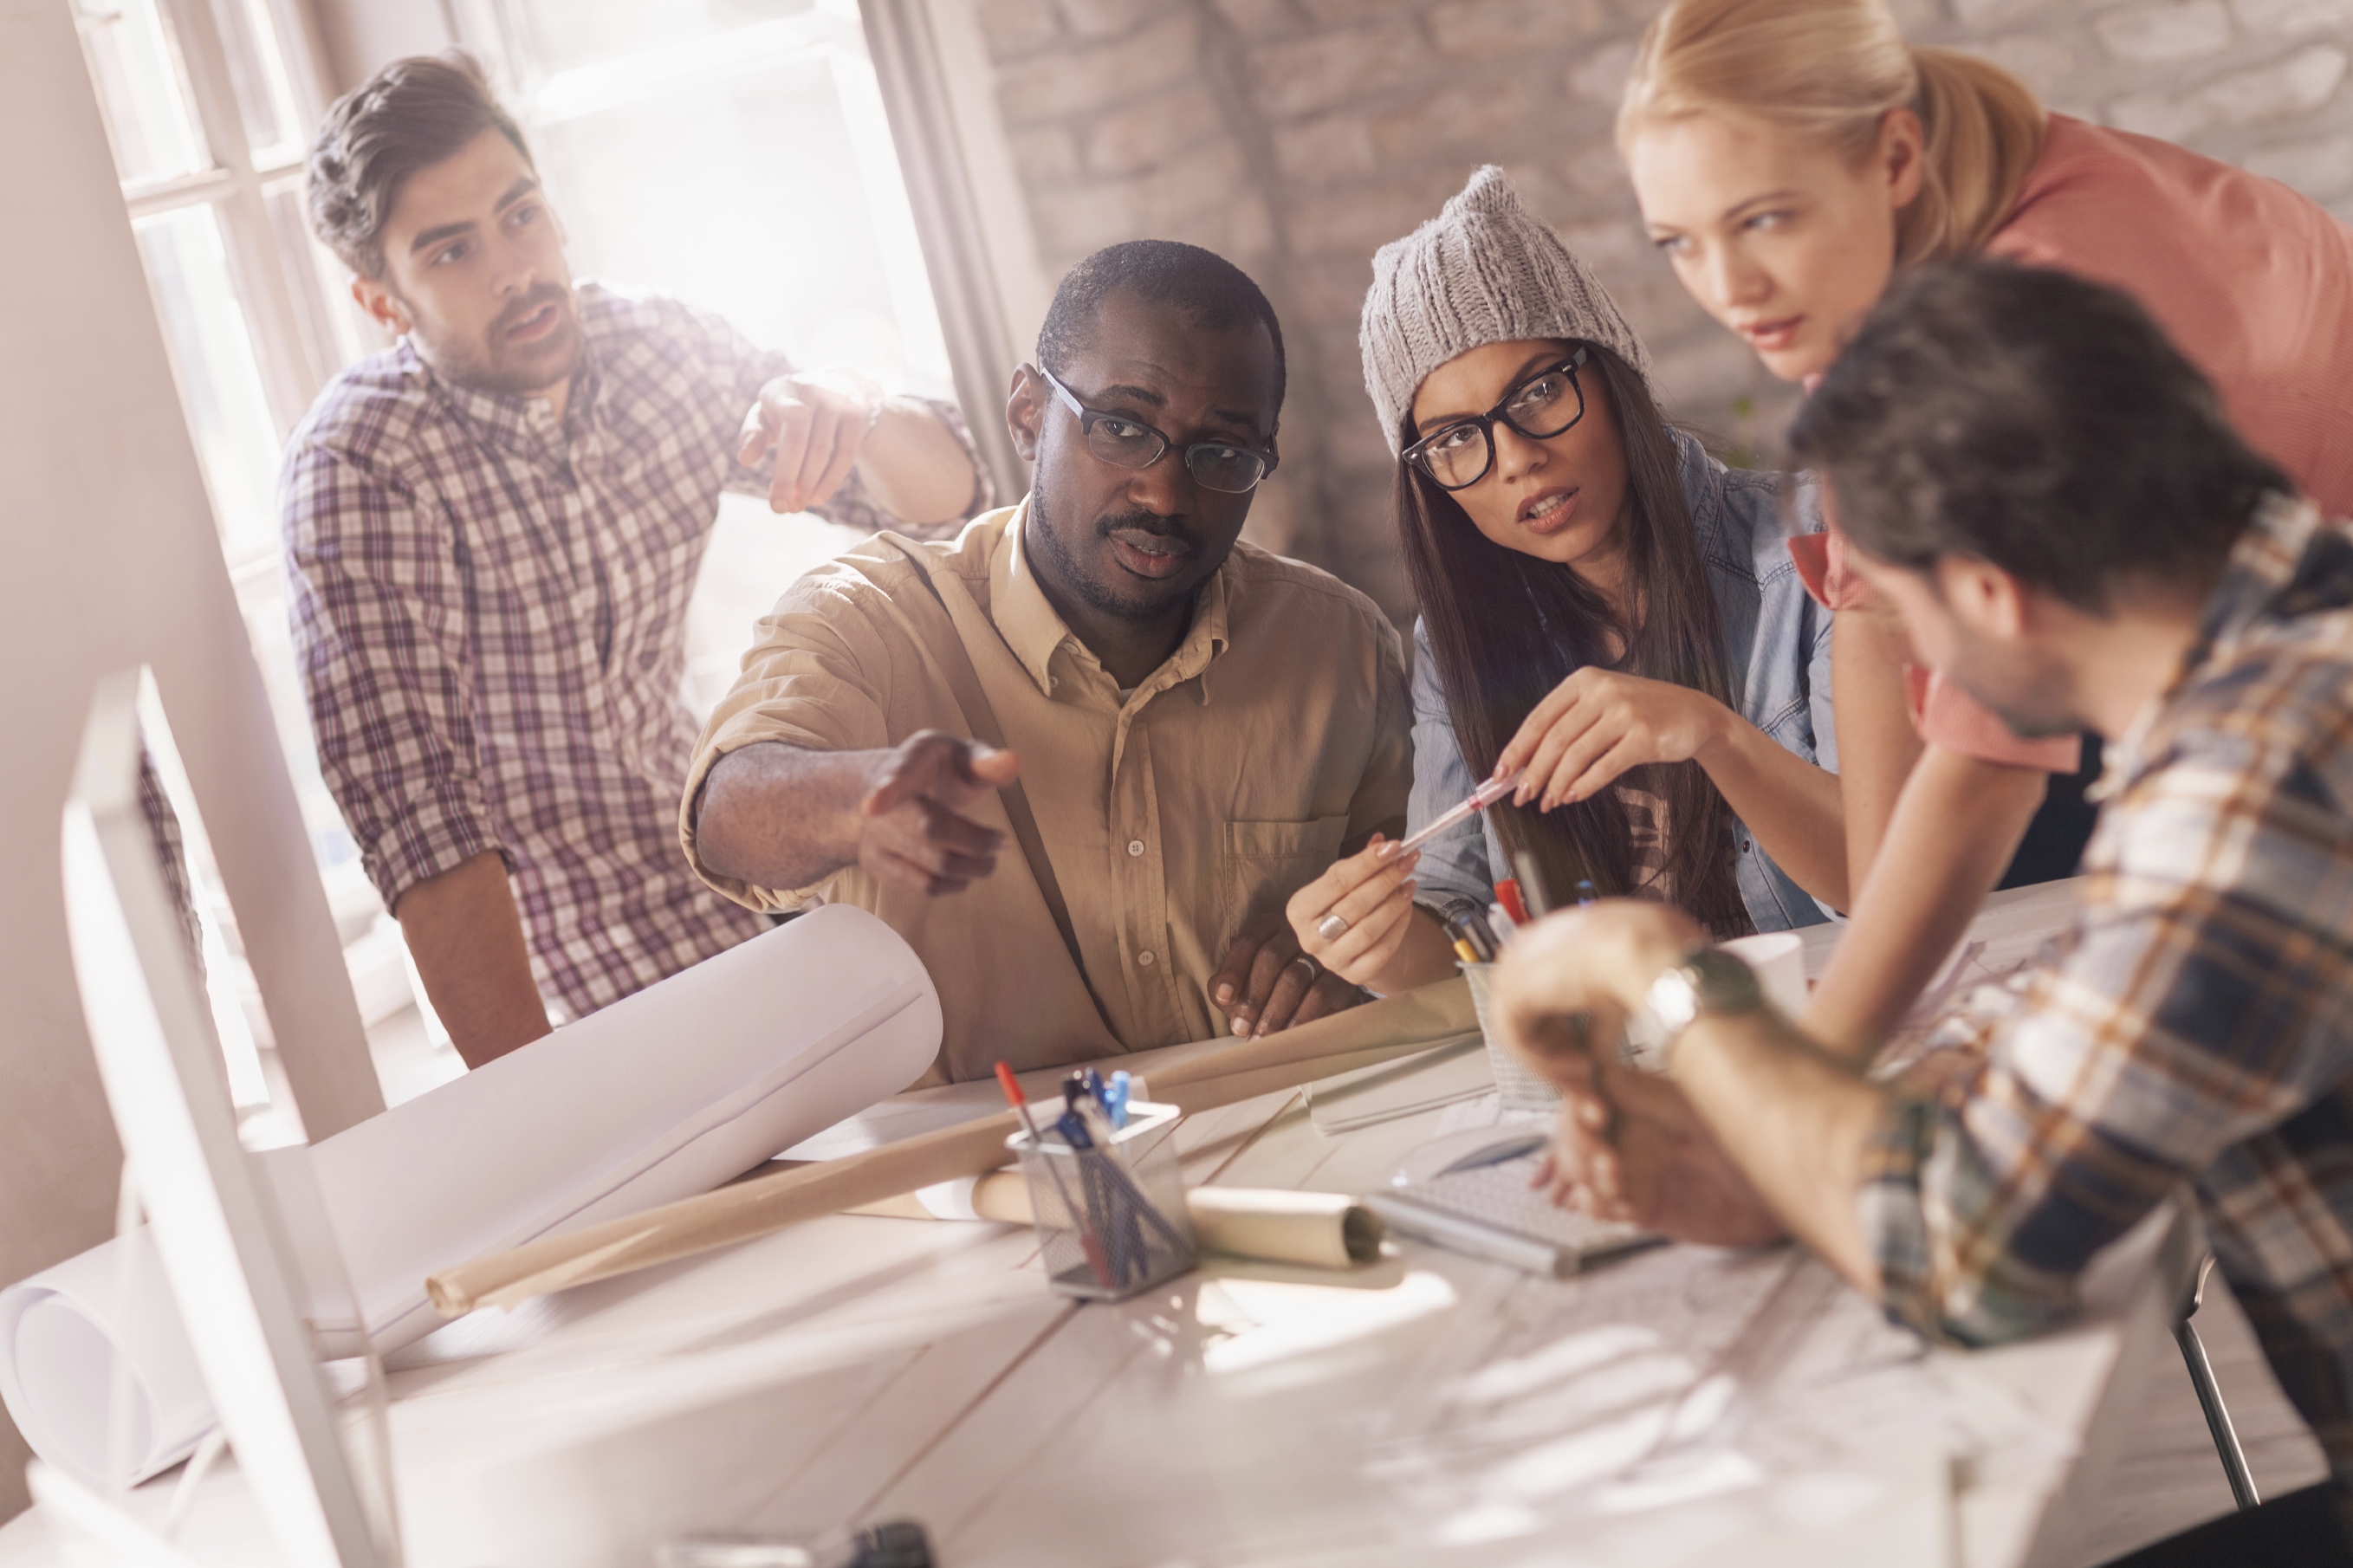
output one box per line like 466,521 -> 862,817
1460,962 -> 1561,1112
1008,1100 -> 1196,1301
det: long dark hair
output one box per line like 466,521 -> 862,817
1397,341 -> 1750,938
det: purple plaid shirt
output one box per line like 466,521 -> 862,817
282,282 -> 985,1023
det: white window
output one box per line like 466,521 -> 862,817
450,0 -> 983,712
71,0 -> 427,1139
69,0 -> 1000,1118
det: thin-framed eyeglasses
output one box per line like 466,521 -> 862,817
1033,364 -> 1279,495
1403,347 -> 1591,492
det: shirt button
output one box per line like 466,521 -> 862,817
1138,950 -> 1156,967
1127,839 -> 1145,857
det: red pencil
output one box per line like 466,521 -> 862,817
1495,878 -> 1530,926
994,1062 -> 1112,1289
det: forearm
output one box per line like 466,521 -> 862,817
1832,606 -> 1926,890
853,400 -> 979,528
693,741 -> 885,892
1670,1012 -> 1884,1292
1370,906 -> 1464,994
1804,746 -> 2045,1059
393,849 -> 551,1068
1693,716 -> 1848,910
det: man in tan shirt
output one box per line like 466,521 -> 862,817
682,241 -> 1411,1082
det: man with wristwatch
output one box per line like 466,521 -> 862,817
1489,262 -> 2353,1558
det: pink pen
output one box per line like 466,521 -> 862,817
1397,769 -> 1524,855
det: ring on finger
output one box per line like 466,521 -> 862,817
1315,913 -> 1351,942
1288,953 -> 1323,985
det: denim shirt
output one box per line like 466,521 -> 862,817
1410,430 -> 1837,932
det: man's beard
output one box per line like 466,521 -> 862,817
402,282 -> 581,400
1027,487 -> 1202,625
1946,629 -> 2084,740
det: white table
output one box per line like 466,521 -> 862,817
5,880 -> 2193,1568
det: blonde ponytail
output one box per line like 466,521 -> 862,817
1617,0 -> 2046,263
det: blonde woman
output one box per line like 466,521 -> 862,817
1617,0 -> 2353,1051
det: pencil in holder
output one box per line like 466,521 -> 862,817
1462,962 -> 1561,1111
1008,1101 -> 1196,1300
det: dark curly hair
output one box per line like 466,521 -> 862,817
306,51 -> 532,279
1790,259 -> 2285,611
1038,240 -> 1287,413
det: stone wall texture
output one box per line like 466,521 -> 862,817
970,0 -> 2353,615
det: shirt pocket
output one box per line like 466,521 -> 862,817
1221,816 -> 1350,945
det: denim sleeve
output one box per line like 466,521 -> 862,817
1407,619 -> 1498,912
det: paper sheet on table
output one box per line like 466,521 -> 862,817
0,904 -> 939,1487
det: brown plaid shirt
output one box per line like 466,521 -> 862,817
1864,494 -> 2353,1487
282,282 -> 985,1022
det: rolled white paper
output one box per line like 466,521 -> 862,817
0,904 -> 940,1487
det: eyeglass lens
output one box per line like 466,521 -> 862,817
1416,362 -> 1585,490
1081,421 -> 1268,495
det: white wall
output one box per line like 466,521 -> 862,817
0,0 -> 386,1519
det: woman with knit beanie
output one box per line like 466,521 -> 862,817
1283,165 -> 1844,995
1618,0 -> 2353,1052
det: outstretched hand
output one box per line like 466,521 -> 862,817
738,369 -> 885,515
856,731 -> 1021,896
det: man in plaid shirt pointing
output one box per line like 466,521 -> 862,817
1494,260 -> 2353,1558
283,55 -> 986,1066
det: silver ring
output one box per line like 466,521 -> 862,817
1315,913 -> 1351,942
1288,953 -> 1323,985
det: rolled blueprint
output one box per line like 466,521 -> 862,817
0,904 -> 939,1488
897,1175 -> 1385,1270
426,977 -> 1478,1313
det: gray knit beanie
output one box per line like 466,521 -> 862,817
1361,165 -> 1653,457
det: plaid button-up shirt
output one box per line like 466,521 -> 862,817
282,282 -> 984,1023
1864,493 -> 2353,1485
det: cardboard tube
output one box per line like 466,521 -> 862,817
1185,1188 -> 1383,1269
882,1176 -> 1384,1272
426,979 -> 1475,1314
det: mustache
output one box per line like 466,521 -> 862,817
490,284 -> 569,336
1096,509 -> 1196,554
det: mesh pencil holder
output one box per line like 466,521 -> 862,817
1462,962 -> 1561,1112
1008,1100 -> 1196,1301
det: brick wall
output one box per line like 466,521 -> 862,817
969,0 -> 2353,617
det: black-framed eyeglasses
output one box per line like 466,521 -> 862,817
1034,364 -> 1278,495
1403,347 -> 1590,492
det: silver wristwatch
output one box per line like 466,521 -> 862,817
1621,948 -> 1764,1072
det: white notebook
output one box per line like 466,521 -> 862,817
1367,1129 -> 1663,1278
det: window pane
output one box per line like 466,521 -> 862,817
528,46 -> 953,392
134,204 -> 284,565
74,0 -> 212,188
506,0 -> 817,77
265,178 -> 376,378
214,0 -> 306,168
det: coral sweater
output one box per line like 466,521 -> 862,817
1793,113 -> 2353,769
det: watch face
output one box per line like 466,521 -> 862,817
1624,950 -> 1761,1074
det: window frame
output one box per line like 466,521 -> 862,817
115,0 -> 356,448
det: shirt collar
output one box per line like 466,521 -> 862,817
2094,491 -> 2330,800
2182,490 -> 2330,676
989,496 -> 1235,703
407,316 -> 603,456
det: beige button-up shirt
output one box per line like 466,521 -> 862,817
681,502 -> 1411,1084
